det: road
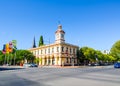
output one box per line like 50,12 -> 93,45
0,66 -> 120,86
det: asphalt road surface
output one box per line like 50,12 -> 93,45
0,66 -> 120,86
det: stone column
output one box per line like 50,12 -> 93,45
62,58 -> 65,66
50,57 -> 53,65
59,57 -> 62,66
46,57 -> 49,65
42,58 -> 45,65
39,57 -> 41,66
57,57 -> 59,65
54,57 -> 57,65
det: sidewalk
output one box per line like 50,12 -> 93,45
38,65 -> 89,68
0,65 -> 23,68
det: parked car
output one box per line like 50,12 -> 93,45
23,63 -> 32,68
30,63 -> 38,67
114,62 -> 120,68
88,63 -> 99,66
23,63 -> 38,68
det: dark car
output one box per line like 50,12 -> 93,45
30,63 -> 38,67
114,62 -> 120,68
88,63 -> 99,66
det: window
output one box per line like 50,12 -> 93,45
57,47 -> 59,52
52,48 -> 54,53
35,50 -> 38,55
39,50 -> 40,55
73,49 -> 75,53
70,58 -> 72,63
61,34 -> 64,38
45,49 -> 46,54
70,48 -> 71,54
62,46 -> 64,52
35,50 -> 37,55
48,48 -> 50,53
66,47 -> 68,53
66,58 -> 68,63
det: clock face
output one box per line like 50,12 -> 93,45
56,34 -> 64,39
56,34 -> 59,39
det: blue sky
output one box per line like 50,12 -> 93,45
0,0 -> 120,51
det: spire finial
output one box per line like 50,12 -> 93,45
58,21 -> 62,29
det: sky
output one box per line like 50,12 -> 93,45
0,0 -> 120,51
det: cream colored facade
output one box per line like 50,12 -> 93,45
29,25 -> 79,66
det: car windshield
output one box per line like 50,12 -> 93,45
115,62 -> 120,65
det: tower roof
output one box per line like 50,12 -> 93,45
58,24 -> 62,29
55,24 -> 65,34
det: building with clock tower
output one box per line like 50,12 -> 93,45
55,24 -> 65,43
29,24 -> 79,66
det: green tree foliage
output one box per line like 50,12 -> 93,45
0,51 -> 4,65
78,47 -> 86,64
84,47 -> 96,62
34,58 -> 40,65
110,40 -> 120,61
77,49 -> 80,62
39,35 -> 44,46
78,46 -> 115,64
95,50 -> 103,61
16,50 -> 35,64
79,47 -> 96,64
0,49 -> 35,65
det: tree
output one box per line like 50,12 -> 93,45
96,50 -> 104,61
0,51 -> 4,65
78,47 -> 96,65
84,47 -> 96,62
78,46 -> 114,65
78,47 -> 86,65
0,49 -> 35,65
39,35 -> 44,46
33,36 -> 36,48
16,50 -> 35,64
77,49 -> 80,64
110,40 -> 120,61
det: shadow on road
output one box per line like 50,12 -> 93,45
0,67 -> 24,71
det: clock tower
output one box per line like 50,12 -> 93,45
55,24 -> 65,43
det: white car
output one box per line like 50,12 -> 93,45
23,63 -> 32,68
